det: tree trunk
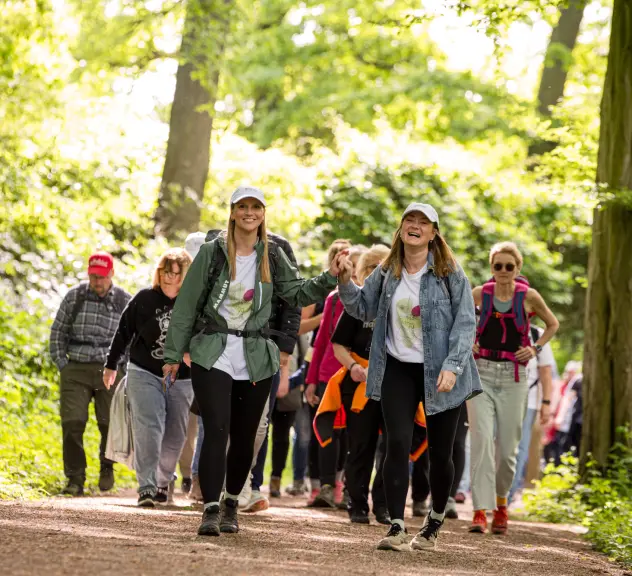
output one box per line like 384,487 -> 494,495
580,0 -> 632,471
528,0 -> 586,157
155,0 -> 233,240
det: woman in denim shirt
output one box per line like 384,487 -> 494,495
337,202 -> 482,552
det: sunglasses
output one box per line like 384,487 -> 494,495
493,263 -> 515,272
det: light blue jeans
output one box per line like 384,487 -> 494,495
127,364 -> 194,494
192,416 -> 204,476
509,407 -> 537,503
457,430 -> 471,494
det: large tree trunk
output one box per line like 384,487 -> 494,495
580,0 -> 632,471
155,0 -> 232,240
528,0 -> 586,157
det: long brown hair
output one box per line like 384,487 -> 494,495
383,222 -> 457,278
226,208 -> 272,283
152,248 -> 193,289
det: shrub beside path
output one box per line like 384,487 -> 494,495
0,490 -> 627,575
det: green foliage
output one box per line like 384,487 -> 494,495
524,429 -> 632,567
0,300 -> 135,498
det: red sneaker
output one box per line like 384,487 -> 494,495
492,506 -> 508,535
334,481 -> 344,504
469,509 -> 488,533
307,488 -> 320,507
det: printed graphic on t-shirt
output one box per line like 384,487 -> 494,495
395,298 -> 422,348
226,282 -> 254,327
151,307 -> 172,360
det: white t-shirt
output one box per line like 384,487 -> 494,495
213,252 -> 257,380
386,263 -> 427,363
526,327 -> 556,410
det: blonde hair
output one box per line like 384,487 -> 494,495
357,244 -> 390,283
489,241 -> 523,270
327,239 -> 352,266
226,207 -> 272,283
383,222 -> 457,279
152,248 -> 193,289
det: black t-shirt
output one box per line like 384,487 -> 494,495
331,311 -> 374,395
105,287 -> 191,379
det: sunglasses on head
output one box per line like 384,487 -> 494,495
493,262 -> 515,272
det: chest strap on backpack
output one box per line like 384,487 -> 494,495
197,318 -> 286,340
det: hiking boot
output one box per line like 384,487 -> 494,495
62,480 -> 84,497
412,500 -> 428,517
188,475 -> 203,502
198,505 -> 221,536
374,507 -> 391,526
181,477 -> 192,495
309,484 -> 336,508
154,486 -> 168,504
445,497 -> 458,519
349,508 -> 370,524
454,491 -> 466,504
138,490 -> 155,508
492,506 -> 509,535
469,509 -> 488,533
98,467 -> 114,492
336,486 -> 350,510
285,479 -> 307,496
377,523 -> 409,551
411,514 -> 444,551
220,498 -> 239,533
242,490 -> 269,513
269,476 -> 281,498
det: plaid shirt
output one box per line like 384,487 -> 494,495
49,283 -> 131,371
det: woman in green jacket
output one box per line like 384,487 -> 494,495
163,186 -> 344,537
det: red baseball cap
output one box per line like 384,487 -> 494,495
88,252 -> 114,277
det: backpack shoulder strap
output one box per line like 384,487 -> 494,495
477,281 -> 496,336
208,241 -> 227,288
512,283 -> 529,332
69,283 -> 89,326
267,239 -> 279,281
111,287 -> 128,314
328,292 -> 340,337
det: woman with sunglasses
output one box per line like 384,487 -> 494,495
336,203 -> 482,552
104,248 -> 193,507
468,241 -> 558,535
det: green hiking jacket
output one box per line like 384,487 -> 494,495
163,237 -> 338,382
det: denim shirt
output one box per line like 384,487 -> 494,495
337,253 -> 482,415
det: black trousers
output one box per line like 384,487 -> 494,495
191,364 -> 271,504
342,389 -> 387,513
381,355 -> 462,520
271,406 -> 296,478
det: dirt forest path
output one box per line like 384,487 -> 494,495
0,490 -> 625,576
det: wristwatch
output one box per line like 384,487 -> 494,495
541,399 -> 551,405
534,344 -> 543,354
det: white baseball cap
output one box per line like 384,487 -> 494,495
230,186 -> 266,207
184,232 -> 206,260
401,202 -> 439,227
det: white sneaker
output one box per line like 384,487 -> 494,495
238,478 -> 253,508
411,515 -> 443,551
242,490 -> 270,513
377,524 -> 409,551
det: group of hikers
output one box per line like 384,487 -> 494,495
50,185 -> 584,552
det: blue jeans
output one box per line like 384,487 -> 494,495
509,407 -> 537,503
192,416 -> 204,476
292,402 -> 311,482
251,371 -> 280,491
126,364 -> 194,493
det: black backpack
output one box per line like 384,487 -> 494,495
69,282 -> 128,326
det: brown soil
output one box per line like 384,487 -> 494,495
0,490 -> 625,576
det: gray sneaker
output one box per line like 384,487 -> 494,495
445,497 -> 458,519
411,515 -> 443,551
377,524 -> 409,551
310,484 -> 336,508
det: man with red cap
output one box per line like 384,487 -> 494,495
50,251 -> 131,496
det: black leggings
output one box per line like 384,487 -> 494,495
191,363 -> 272,504
381,355 -> 462,521
342,390 -> 387,513
271,407 -> 296,478
411,403 -> 468,502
